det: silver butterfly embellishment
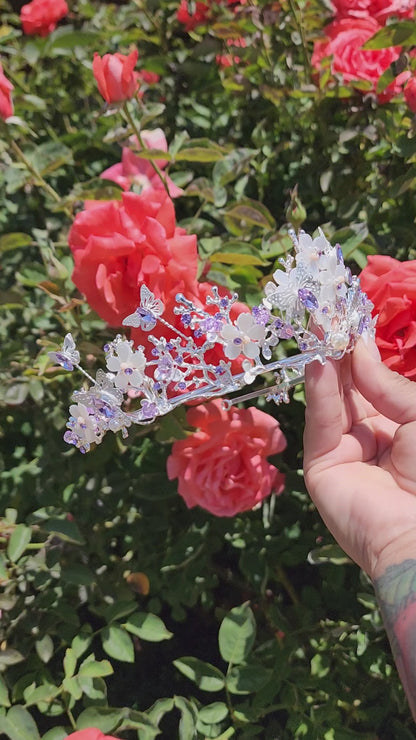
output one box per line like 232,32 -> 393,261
122,284 -> 165,332
48,333 -> 80,371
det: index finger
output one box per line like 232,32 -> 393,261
303,357 -> 343,470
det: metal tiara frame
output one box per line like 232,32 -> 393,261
49,229 -> 376,452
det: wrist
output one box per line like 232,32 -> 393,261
371,528 -> 416,583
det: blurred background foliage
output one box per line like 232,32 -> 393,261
1,0 -> 416,737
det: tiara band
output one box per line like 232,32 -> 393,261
48,228 -> 376,453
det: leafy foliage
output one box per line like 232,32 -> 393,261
0,0 -> 415,737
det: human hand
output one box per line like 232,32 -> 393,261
303,337 -> 416,580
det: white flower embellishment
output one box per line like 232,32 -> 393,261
66,402 -> 102,448
105,338 -> 146,390
220,313 -> 266,360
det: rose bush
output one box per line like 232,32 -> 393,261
167,400 -> 286,517
100,129 -> 182,197
360,256 -> 416,379
331,0 -> 416,23
20,0 -> 68,36
0,63 -> 13,120
177,0 -> 246,30
92,49 -> 139,103
68,190 -> 198,327
311,17 -> 402,97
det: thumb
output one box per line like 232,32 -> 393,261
352,338 -> 416,425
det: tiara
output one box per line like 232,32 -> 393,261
49,228 -> 376,453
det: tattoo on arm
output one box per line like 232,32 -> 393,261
374,559 -> 416,720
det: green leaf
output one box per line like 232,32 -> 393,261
176,147 -> 225,163
78,659 -> 114,678
0,649 -> 24,670
147,697 -> 175,726
7,524 -> 32,562
75,707 -> 123,734
61,564 -> 94,586
0,674 -> 10,707
62,676 -> 82,701
173,657 -> 225,691
376,65 -> 396,94
209,252 -> 265,267
175,138 -> 227,163
139,102 -> 166,128
71,628 -> 93,659
226,664 -> 272,694
40,517 -> 84,545
63,648 -> 77,679
24,684 -> 60,707
41,729 -> 67,740
0,233 -> 32,253
362,21 -> 416,49
210,729 -> 235,740
117,708 -> 160,733
29,141 -> 73,177
218,603 -> 256,664
307,543 -> 353,565
0,706 -> 41,740
198,702 -> 229,724
45,29 -> 101,55
35,635 -> 54,664
224,199 -> 276,233
124,612 -> 173,642
128,148 -> 172,161
102,600 -> 137,623
174,696 -> 198,740
101,625 -> 135,663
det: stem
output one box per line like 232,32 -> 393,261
275,563 -> 300,606
122,102 -> 172,197
287,0 -> 310,81
8,139 -> 72,217
65,700 -> 77,730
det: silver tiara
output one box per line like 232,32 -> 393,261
49,228 -> 376,453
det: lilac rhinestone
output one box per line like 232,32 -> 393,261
298,288 -> 319,311
56,353 -> 73,371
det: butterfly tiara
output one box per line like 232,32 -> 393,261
49,228 -> 376,453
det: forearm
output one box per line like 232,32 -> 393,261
374,557 -> 416,721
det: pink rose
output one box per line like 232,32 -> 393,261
359,255 -> 416,380
404,75 -> 416,112
92,49 -> 139,104
311,17 -> 402,97
68,190 -> 198,326
177,1 -> 210,30
100,129 -> 183,197
331,0 -> 415,24
167,400 -> 286,517
20,0 -> 68,36
66,730 -> 118,740
0,64 -> 14,120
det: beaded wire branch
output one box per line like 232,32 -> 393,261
49,229 -> 376,453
